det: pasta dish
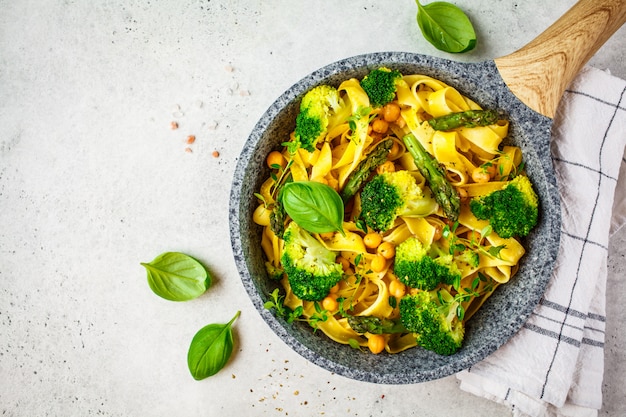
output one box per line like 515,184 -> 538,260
252,68 -> 538,356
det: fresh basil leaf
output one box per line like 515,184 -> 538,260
141,252 -> 211,301
187,311 -> 240,380
280,181 -> 345,235
416,1 -> 476,53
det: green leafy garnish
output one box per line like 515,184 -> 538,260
141,252 -> 211,301
415,1 -> 477,53
187,311 -> 240,380
280,181 -> 345,235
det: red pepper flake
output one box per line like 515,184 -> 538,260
186,135 -> 196,144
170,121 -> 179,130
212,150 -> 220,158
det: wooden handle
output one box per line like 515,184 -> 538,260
494,0 -> 626,118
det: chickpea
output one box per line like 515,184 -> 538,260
377,241 -> 395,259
484,163 -> 498,178
471,167 -> 491,183
370,254 -> 387,273
382,102 -> 401,122
252,204 -> 271,226
327,177 -> 339,191
367,334 -> 386,354
266,150 -> 286,169
376,161 -> 396,174
394,116 -> 407,129
322,295 -> 339,312
432,224 -> 443,242
457,187 -> 469,201
467,230 -> 483,244
363,232 -> 382,249
389,279 -> 406,298
371,118 -> 389,134
336,255 -> 351,272
388,140 -> 402,160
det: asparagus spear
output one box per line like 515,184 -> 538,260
269,199 -> 286,239
402,133 -> 460,222
428,109 -> 499,131
347,315 -> 407,335
340,138 -> 393,203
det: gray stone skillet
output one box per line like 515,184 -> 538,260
229,0 -> 626,383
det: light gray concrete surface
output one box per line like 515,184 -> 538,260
1,1 -> 624,416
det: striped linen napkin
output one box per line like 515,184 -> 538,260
456,66 -> 626,417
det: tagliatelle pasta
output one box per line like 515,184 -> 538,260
253,69 -> 533,355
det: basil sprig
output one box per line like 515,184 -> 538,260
280,181 -> 345,235
416,0 -> 477,53
141,252 -> 212,301
187,311 -> 241,380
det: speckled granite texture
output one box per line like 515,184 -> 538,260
229,52 -> 560,383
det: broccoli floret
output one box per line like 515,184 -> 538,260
359,170 -> 438,233
264,261 -> 284,281
393,237 -> 461,291
399,289 -> 465,356
294,85 -> 341,152
454,249 -> 479,269
281,222 -> 343,301
469,175 -> 539,238
360,67 -> 403,107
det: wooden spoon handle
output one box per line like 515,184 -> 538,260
494,0 -> 626,118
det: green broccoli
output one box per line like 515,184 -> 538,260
469,175 -> 539,238
403,133 -> 461,222
393,236 -> 461,291
454,248 -> 479,269
293,85 -> 341,152
399,289 -> 465,356
281,222 -> 344,301
264,261 -> 284,281
360,67 -> 403,107
359,170 -> 438,233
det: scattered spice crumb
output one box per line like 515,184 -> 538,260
224,64 -> 235,72
231,374 -> 236,379
212,150 -> 220,158
207,120 -> 218,130
170,121 -> 179,130
186,135 -> 196,144
184,147 -> 193,153
239,89 -> 250,96
293,390 -> 299,396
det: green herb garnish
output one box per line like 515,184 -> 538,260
415,1 -> 477,53
187,311 -> 240,380
141,252 -> 211,301
280,181 -> 345,235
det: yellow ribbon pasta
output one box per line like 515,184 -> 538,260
253,70 -> 534,356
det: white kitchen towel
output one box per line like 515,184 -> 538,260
456,66 -> 626,417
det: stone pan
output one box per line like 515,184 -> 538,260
229,52 -> 561,384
